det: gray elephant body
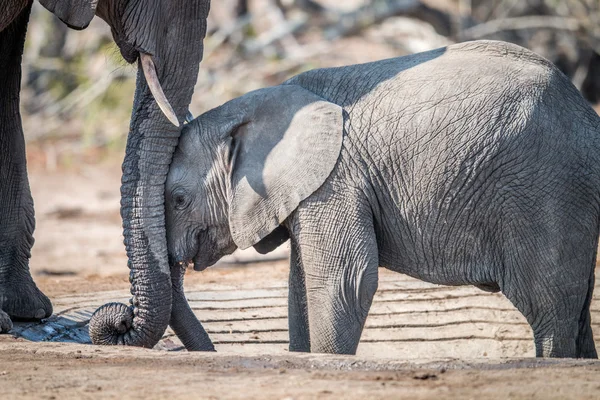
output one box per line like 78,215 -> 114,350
166,40 -> 600,357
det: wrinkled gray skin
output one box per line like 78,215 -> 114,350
166,40 -> 600,358
0,0 -> 214,350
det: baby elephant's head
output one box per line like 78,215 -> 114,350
166,117 -> 236,271
165,84 -> 344,271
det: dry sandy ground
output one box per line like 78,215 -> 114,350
1,164 -> 598,399
2,339 -> 600,400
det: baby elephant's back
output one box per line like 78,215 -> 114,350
290,39 -> 600,195
286,40 -> 559,119
292,40 -> 600,273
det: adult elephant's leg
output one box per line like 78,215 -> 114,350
288,238 -> 310,352
291,196 -> 379,355
0,2 -> 52,327
0,310 -> 11,333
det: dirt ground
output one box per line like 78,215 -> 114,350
2,339 -> 600,400
0,162 -> 596,399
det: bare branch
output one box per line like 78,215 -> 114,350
324,0 -> 421,40
460,16 -> 581,41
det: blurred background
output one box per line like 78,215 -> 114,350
22,0 -> 600,283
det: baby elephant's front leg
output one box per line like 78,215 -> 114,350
305,259 -> 378,354
288,240 -> 311,352
293,201 -> 379,354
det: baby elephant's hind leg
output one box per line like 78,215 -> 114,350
505,280 -> 588,358
575,274 -> 597,358
501,237 -> 597,358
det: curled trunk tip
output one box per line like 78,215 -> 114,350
89,302 -> 140,347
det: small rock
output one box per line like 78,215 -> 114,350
413,373 -> 437,381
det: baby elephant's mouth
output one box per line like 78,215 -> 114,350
192,252 -> 219,272
184,232 -> 238,272
192,257 -> 208,271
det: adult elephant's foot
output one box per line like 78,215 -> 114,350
0,309 -> 12,333
0,273 -> 52,322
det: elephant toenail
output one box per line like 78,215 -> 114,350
35,309 -> 46,319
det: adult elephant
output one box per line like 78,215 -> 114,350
0,0 -> 214,350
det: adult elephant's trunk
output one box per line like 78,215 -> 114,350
88,62 -> 179,348
89,2 -> 213,349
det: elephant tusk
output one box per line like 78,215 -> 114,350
140,53 -> 180,127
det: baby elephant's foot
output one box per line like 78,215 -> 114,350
0,309 -> 12,333
0,276 -> 53,321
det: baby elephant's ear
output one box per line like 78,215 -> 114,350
228,85 -> 344,249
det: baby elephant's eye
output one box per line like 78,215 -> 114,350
172,191 -> 189,209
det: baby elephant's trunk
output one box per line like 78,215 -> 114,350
170,263 -> 215,351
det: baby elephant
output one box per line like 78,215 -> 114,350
166,40 -> 599,358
